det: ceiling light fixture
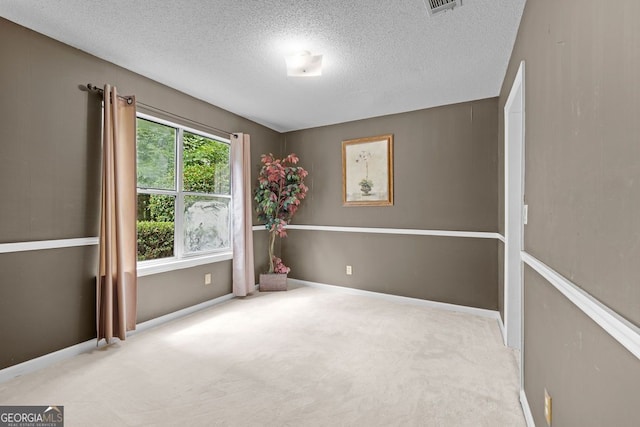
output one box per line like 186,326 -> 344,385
285,51 -> 323,77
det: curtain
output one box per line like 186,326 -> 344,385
97,85 -> 137,343
231,133 -> 255,296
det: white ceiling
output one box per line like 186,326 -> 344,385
0,0 -> 525,132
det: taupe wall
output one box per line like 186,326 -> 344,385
283,231 -> 498,308
0,18 -> 280,370
499,1 -> 640,424
524,269 -> 640,426
282,99 -> 500,309
137,262 -> 232,323
0,247 -> 97,368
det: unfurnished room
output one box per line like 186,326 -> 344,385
0,1 -> 639,426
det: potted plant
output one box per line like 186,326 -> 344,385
254,153 -> 308,291
359,178 -> 373,196
356,150 -> 373,196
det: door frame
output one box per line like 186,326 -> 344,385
504,60 -> 525,365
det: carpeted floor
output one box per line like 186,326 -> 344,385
0,285 -> 525,426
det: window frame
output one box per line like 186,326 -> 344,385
136,112 -> 232,275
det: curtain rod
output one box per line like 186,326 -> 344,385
85,83 -> 235,137
86,83 -> 134,105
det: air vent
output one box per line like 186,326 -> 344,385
424,0 -> 460,16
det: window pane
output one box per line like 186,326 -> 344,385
137,118 -> 176,190
183,196 -> 230,254
137,194 -> 175,261
183,132 -> 230,194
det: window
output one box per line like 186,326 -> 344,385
136,113 -> 231,264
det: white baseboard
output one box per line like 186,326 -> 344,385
0,292 -> 238,384
0,338 -> 97,384
132,292 -> 236,335
288,278 -> 501,320
520,389 -> 536,427
497,315 -> 507,345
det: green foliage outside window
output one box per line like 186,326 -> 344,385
136,119 -> 176,190
183,132 -> 230,195
137,221 -> 174,261
136,119 -> 230,261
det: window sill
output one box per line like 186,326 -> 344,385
137,252 -> 233,277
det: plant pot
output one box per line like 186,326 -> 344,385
359,180 -> 373,196
259,273 -> 288,291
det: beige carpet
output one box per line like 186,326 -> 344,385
0,285 -> 525,426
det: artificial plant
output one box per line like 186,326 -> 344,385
254,153 -> 308,274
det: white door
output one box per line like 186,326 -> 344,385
504,60 -> 525,355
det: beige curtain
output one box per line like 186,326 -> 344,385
97,85 -> 137,343
231,133 -> 255,296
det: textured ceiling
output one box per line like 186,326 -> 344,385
0,0 -> 526,132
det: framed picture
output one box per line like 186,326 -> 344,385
342,134 -> 394,206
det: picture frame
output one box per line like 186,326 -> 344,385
342,134 -> 394,206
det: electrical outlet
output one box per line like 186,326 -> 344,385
544,388 -> 552,426
204,273 -> 212,285
346,265 -> 352,275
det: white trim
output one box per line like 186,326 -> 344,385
497,315 -> 506,344
522,251 -> 640,361
520,389 -> 536,427
505,61 -> 526,113
289,278 -> 501,320
504,59 -> 526,353
131,291 -> 235,334
0,237 -> 99,254
0,338 -> 96,384
0,291 -> 239,384
253,224 -> 501,240
137,252 -> 232,277
0,338 -> 97,384
497,233 -> 505,243
137,112 -> 231,144
175,126 -> 185,258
